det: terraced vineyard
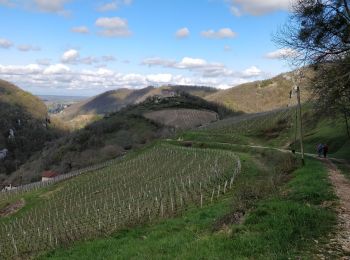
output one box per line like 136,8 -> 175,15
0,144 -> 241,259
202,108 -> 294,135
143,109 -> 218,130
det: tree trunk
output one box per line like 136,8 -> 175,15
345,111 -> 350,139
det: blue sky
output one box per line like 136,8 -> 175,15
0,0 -> 297,96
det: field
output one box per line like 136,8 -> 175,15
40,158 -> 335,259
0,144 -> 241,259
143,109 -> 218,130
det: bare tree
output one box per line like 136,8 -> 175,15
276,0 -> 350,137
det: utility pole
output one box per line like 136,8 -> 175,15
296,86 -> 305,165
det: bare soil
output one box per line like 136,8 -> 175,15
323,160 -> 350,259
0,198 -> 25,217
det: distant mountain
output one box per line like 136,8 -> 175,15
205,71 -> 311,113
38,95 -> 87,103
59,72 -> 312,124
59,85 -> 218,121
0,79 -> 64,183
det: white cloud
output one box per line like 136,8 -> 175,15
79,56 -> 100,65
229,0 -> 295,16
0,38 -> 13,48
265,48 -> 299,59
201,28 -> 237,39
177,57 -> 207,68
224,45 -> 232,52
242,66 -> 262,77
101,55 -> 116,62
0,0 -> 71,14
97,0 -> 132,12
0,0 -> 16,7
142,56 -> 227,77
43,64 -> 70,74
34,0 -> 71,14
141,57 -> 177,67
142,57 -> 214,70
60,49 -> 116,65
141,56 -> 262,80
95,17 -> 132,37
0,60 -> 268,93
146,74 -> 173,83
61,49 -> 80,63
0,64 -> 41,75
71,26 -> 89,34
176,27 -> 190,39
97,1 -> 118,12
96,68 -> 114,76
17,44 -> 41,52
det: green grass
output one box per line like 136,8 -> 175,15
38,156 -> 335,260
334,161 -> 350,181
302,117 -> 350,159
183,107 -> 350,161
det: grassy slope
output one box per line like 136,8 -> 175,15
180,107 -> 350,160
0,79 -> 47,119
205,72 -> 310,113
40,157 -> 335,259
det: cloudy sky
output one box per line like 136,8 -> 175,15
0,0 -> 297,96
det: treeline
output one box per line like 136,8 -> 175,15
118,91 -> 240,119
0,103 -> 65,179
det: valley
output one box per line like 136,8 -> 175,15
0,77 -> 349,258
1,1 -> 350,259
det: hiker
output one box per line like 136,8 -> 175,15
8,129 -> 15,139
316,143 -> 324,157
0,149 -> 8,160
323,144 -> 329,158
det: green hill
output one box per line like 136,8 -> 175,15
59,85 -> 219,124
205,71 -> 311,113
0,80 -> 64,183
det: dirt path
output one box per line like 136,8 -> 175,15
325,160 -> 350,258
0,198 -> 25,217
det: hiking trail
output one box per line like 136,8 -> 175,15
322,160 -> 350,259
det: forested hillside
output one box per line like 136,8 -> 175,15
0,80 -> 65,184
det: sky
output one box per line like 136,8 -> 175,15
0,0 -> 298,96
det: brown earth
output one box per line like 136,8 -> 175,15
322,160 -> 350,259
0,198 -> 25,217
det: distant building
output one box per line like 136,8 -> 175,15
161,89 -> 177,97
42,171 -> 59,182
1,184 -> 16,192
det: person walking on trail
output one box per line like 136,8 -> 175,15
317,143 -> 324,157
323,144 -> 329,158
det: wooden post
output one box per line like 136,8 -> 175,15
344,111 -> 350,139
296,86 -> 305,165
